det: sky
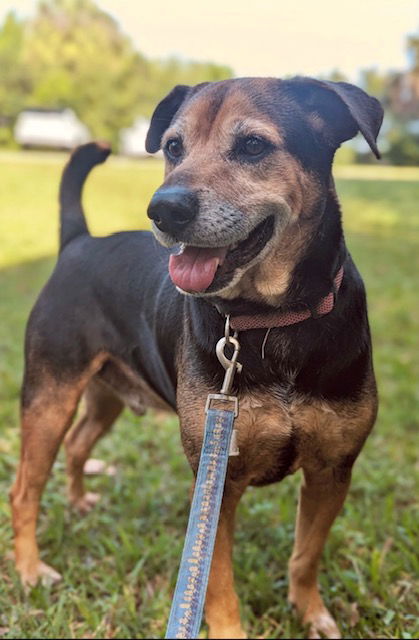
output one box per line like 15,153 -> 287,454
1,0 -> 418,80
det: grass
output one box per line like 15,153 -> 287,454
0,152 -> 418,639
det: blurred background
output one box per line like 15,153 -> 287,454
0,0 -> 418,162
0,2 -> 418,639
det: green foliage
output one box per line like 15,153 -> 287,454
0,155 -> 418,638
22,0 -> 150,144
0,0 -> 417,164
385,121 -> 419,166
0,0 -> 232,148
0,13 -> 32,119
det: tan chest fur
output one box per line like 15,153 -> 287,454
178,384 -> 377,485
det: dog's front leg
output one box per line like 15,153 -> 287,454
205,481 -> 247,639
288,466 -> 351,639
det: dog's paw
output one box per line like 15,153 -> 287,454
71,491 -> 101,514
18,560 -> 62,590
304,607 -> 341,639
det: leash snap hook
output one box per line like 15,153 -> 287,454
205,315 -> 241,450
216,336 -> 242,395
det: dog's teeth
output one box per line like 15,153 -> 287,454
174,243 -> 186,256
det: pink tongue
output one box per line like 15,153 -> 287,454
169,246 -> 228,292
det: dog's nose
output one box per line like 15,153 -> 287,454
147,187 -> 199,235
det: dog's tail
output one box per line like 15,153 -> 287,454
59,142 -> 111,252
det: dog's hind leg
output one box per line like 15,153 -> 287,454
64,378 -> 123,513
205,481 -> 247,639
10,357 -> 105,587
288,467 -> 351,639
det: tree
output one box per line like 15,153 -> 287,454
0,0 -> 233,147
22,0 -> 151,144
0,12 -> 32,139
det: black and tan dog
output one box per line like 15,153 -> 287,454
11,77 -> 383,639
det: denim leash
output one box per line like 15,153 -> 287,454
165,319 -> 241,639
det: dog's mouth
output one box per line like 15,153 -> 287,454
169,216 -> 275,294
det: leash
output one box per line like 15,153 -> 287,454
165,317 -> 241,639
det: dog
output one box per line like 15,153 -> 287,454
10,76 -> 383,639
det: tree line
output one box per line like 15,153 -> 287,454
0,0 -> 418,163
0,0 -> 232,148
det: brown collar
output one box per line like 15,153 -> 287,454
230,266 -> 344,331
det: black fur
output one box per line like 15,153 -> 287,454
145,85 -> 191,153
26,77 -> 382,415
59,142 -> 111,250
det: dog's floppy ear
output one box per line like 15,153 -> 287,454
146,85 -> 191,153
285,77 -> 384,158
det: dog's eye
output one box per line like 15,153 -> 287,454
165,138 -> 183,160
243,136 -> 266,156
231,135 -> 274,163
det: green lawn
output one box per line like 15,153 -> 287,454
0,152 -> 418,639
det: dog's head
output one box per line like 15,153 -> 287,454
146,77 -> 383,302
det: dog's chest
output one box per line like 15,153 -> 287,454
227,391 -> 298,485
223,389 -> 354,485
180,387 -> 303,485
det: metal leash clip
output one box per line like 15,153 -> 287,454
205,315 -> 241,455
